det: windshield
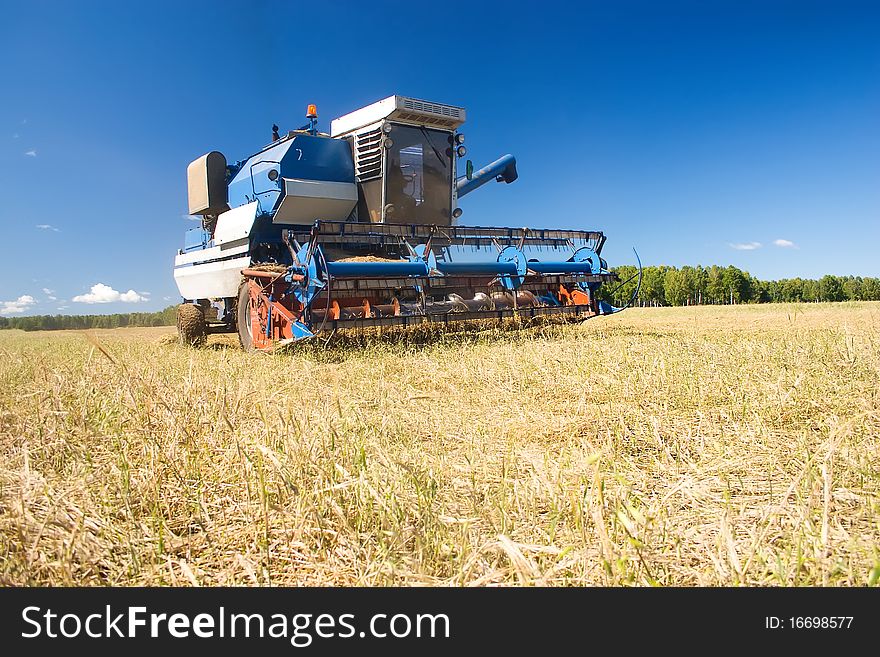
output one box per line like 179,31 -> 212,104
385,124 -> 453,224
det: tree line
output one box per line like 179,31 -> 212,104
603,265 -> 880,307
0,306 -> 178,332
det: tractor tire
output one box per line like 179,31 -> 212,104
177,303 -> 206,347
237,281 -> 253,351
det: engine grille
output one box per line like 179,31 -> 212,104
354,127 -> 382,181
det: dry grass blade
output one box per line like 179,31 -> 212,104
496,535 -> 540,585
80,330 -> 116,364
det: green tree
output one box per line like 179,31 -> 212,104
640,266 -> 667,306
819,275 -> 844,302
691,265 -> 709,304
842,277 -> 862,301
722,266 -> 750,303
607,265 -> 639,306
781,278 -> 803,302
861,278 -> 880,300
802,279 -> 820,302
663,268 -> 690,306
707,265 -> 725,304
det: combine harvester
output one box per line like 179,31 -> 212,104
173,95 -> 633,349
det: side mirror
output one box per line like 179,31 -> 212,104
466,160 -> 474,180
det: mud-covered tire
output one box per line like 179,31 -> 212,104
237,282 -> 253,351
177,303 -> 206,347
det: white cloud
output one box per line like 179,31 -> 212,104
42,287 -> 54,295
119,289 -> 148,302
773,239 -> 797,248
57,305 -> 69,310
35,224 -> 60,232
1,295 -> 37,315
163,296 -> 172,301
12,133 -> 19,139
73,283 -> 149,304
24,150 -> 36,157
728,241 -> 762,251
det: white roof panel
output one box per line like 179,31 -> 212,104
331,95 -> 466,137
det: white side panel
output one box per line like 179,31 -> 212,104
274,178 -> 357,223
214,201 -> 259,245
174,241 -> 249,266
173,255 -> 251,299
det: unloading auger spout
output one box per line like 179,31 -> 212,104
456,154 -> 518,198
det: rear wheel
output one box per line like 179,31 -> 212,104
177,303 -> 206,347
237,281 -> 253,351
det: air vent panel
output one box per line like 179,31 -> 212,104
354,128 -> 382,180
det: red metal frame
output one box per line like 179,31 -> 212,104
244,274 -> 305,350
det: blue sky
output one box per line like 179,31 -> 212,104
1,0 -> 878,315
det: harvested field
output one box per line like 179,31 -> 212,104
1,302 -> 878,586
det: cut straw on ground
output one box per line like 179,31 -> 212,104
0,302 -> 878,586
